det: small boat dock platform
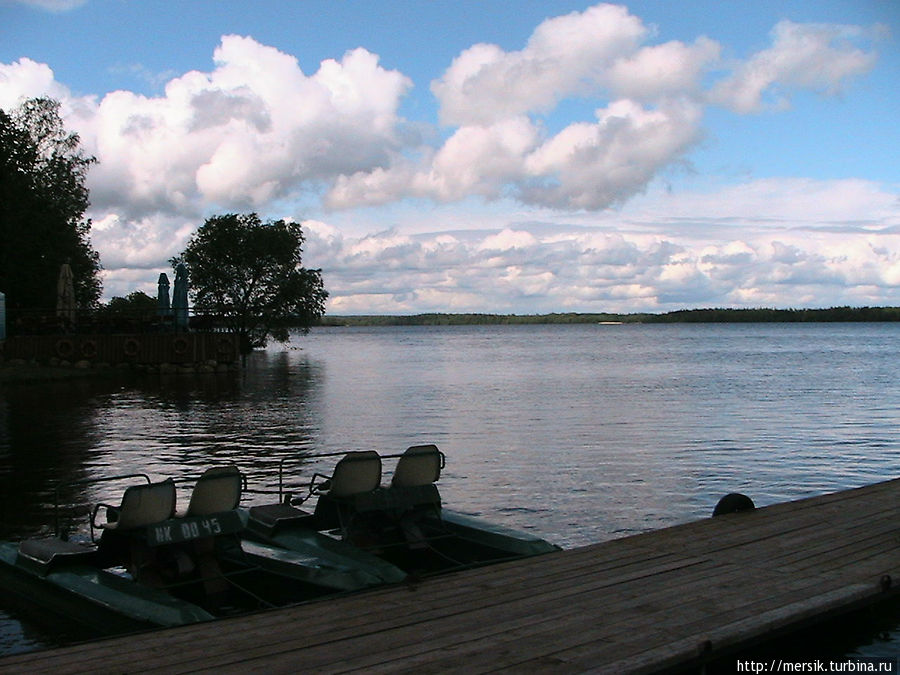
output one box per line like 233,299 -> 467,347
3,478 -> 899,673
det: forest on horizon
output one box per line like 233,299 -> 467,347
319,306 -> 900,327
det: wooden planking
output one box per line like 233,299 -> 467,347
1,478 -> 899,674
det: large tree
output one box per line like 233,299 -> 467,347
176,213 -> 328,353
0,97 -> 102,326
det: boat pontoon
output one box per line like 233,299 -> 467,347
244,445 -> 560,577
0,465 -> 394,636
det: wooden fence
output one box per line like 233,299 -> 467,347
2,332 -> 238,366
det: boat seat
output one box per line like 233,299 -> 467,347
310,451 -> 382,498
184,465 -> 243,517
311,451 -> 382,533
376,445 -> 447,549
92,479 -> 177,531
391,444 -> 444,487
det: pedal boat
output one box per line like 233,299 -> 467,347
0,466 -> 395,637
245,445 -> 561,578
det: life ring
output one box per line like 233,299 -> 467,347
712,493 -> 755,517
172,336 -> 189,355
123,338 -> 140,357
80,340 -> 98,359
216,337 -> 234,355
55,339 -> 74,359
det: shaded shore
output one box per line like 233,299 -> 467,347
0,362 -> 121,384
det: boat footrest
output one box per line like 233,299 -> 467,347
248,504 -> 314,532
18,537 -> 97,572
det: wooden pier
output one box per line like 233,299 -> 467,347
2,479 -> 899,673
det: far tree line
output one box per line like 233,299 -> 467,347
321,306 -> 900,327
1,96 -> 327,354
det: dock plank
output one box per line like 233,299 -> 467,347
2,478 -> 899,673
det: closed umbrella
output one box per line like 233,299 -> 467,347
172,263 -> 189,331
157,272 -> 171,317
56,262 -> 76,326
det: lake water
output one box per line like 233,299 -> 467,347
1,322 -> 899,657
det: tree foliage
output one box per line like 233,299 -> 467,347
99,291 -> 158,319
176,213 -> 327,352
0,97 -> 102,323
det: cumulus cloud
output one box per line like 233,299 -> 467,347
431,4 -> 720,125
329,4 -> 720,211
710,20 -> 880,113
332,6 -> 876,212
329,97 -> 705,211
2,36 -> 412,221
520,99 -> 703,209
308,178 -> 900,314
431,4 -> 646,126
0,57 -> 75,109
1,6 -> 881,221
0,4 -> 890,310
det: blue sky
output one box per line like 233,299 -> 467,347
2,0 -> 898,313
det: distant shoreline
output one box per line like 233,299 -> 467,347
320,306 -> 900,327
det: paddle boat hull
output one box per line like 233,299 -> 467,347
243,503 -> 408,585
0,539 -> 215,634
257,446 -> 561,577
0,467 -> 406,640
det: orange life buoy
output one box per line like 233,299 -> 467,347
172,336 -> 189,355
123,338 -> 140,357
80,340 -> 98,359
55,339 -> 74,358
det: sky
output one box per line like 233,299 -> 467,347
1,0 -> 898,315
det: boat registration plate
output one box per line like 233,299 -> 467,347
147,511 -> 243,546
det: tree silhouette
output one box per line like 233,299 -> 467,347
175,213 -> 327,353
0,97 -> 102,326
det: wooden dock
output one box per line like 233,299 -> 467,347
2,479 -> 899,673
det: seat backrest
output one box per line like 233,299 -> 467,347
328,451 -> 382,497
114,479 -> 176,529
392,444 -> 443,487
186,465 -> 243,516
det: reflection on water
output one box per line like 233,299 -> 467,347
0,322 -> 898,655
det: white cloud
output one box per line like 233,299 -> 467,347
328,96 -> 705,211
432,4 -> 649,126
399,4 -> 718,211
0,57 -> 73,110
520,99 -> 703,209
710,20 -> 880,113
1,8 -> 882,221
306,177 -> 900,314
3,36 -> 412,221
90,213 -> 195,271
479,228 -> 539,252
644,178 -> 900,229
0,4 -> 892,312
606,38 -> 721,101
8,0 -> 87,12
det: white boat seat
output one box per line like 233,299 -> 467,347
94,479 -> 176,531
391,444 -> 444,487
311,451 -> 382,498
185,465 -> 243,517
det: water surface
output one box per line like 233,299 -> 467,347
1,322 -> 898,656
